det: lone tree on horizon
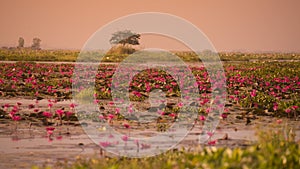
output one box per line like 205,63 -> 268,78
17,37 -> 24,48
31,38 -> 41,50
109,30 -> 140,46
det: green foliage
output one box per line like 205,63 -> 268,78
0,48 -> 79,61
227,62 -> 300,117
218,52 -> 300,61
109,30 -> 140,46
34,128 -> 300,169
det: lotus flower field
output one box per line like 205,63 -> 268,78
0,60 -> 299,168
0,61 -> 299,117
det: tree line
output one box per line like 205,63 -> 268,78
16,37 -> 41,50
7,30 -> 139,51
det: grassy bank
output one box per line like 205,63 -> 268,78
0,48 -> 300,62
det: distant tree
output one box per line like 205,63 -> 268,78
31,38 -> 41,50
17,37 -> 24,48
109,30 -> 140,46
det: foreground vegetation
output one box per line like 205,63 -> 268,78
33,125 -> 300,169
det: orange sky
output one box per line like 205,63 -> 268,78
0,0 -> 299,52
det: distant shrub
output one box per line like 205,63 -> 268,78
106,45 -> 136,55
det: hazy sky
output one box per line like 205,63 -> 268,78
0,0 -> 299,52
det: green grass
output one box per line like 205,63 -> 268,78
1,48 -> 300,62
0,48 -> 78,61
34,124 -> 300,169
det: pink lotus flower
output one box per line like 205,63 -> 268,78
12,115 -> 21,121
69,103 -> 77,109
3,105 -> 9,112
47,86 -> 52,93
146,85 -> 151,92
9,111 -> 16,118
46,127 -> 55,131
48,103 -> 53,108
100,141 -> 112,147
276,119 -> 282,124
121,135 -> 129,142
56,136 -> 63,140
234,90 -> 239,95
123,123 -> 130,129
133,91 -> 141,97
47,130 -> 54,136
169,113 -> 176,118
200,98 -> 210,106
177,102 -> 183,108
250,89 -> 257,97
94,99 -> 100,104
128,106 -> 133,114
273,103 -> 278,111
221,113 -> 228,119
115,108 -> 120,114
98,115 -> 105,120
43,111 -> 52,118
158,110 -> 165,115
3,103 -> 10,109
107,114 -> 114,120
56,109 -> 64,116
28,104 -> 35,109
285,108 -> 291,113
184,95 -> 190,100
199,115 -> 206,121
224,108 -> 229,113
208,140 -> 217,146
12,105 -> 18,112
206,107 -> 211,113
65,111 -> 73,117
207,131 -> 214,137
